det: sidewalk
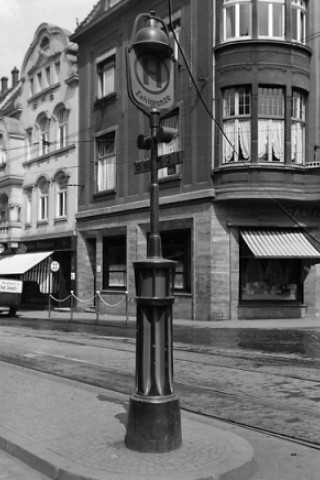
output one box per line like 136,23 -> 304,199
8,307 -> 320,330
0,309 -> 319,479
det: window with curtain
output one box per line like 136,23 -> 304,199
38,179 -> 49,221
258,86 -> 284,162
223,86 -> 251,163
291,0 -> 306,43
291,90 -> 306,164
161,229 -> 191,292
222,0 -> 252,41
258,0 -> 285,38
96,131 -> 116,192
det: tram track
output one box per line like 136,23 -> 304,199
0,338 -> 319,451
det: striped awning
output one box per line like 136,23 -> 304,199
0,251 -> 53,275
240,229 -> 320,258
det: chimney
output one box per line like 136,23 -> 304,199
1,77 -> 8,94
11,67 -> 19,87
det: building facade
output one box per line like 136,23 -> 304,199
0,23 -> 80,308
73,0 -> 320,321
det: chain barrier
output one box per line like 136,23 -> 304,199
48,290 -> 129,324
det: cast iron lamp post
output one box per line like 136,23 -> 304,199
125,11 -> 182,453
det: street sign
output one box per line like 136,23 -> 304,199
134,151 -> 183,174
126,48 -> 174,115
50,261 -> 60,273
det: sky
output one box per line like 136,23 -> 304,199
0,0 -> 96,81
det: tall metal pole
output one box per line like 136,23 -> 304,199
125,108 -> 182,453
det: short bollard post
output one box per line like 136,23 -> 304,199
70,290 -> 74,321
96,291 -> 100,325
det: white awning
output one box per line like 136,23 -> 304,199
241,229 -> 320,259
0,251 -> 53,275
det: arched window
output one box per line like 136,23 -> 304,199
57,107 -> 69,149
38,178 -> 49,221
0,134 -> 6,165
56,173 -> 68,218
35,115 -> 50,156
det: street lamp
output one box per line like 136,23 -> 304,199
125,11 -> 182,453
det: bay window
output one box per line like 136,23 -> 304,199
258,87 -> 284,162
292,0 -> 306,43
223,86 -> 251,163
222,0 -> 252,41
258,0 -> 285,38
291,90 -> 306,164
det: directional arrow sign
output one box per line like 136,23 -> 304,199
134,151 -> 183,175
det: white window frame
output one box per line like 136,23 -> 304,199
222,0 -> 252,41
56,174 -> 68,218
291,90 -> 305,165
258,0 -> 285,39
57,108 -> 68,149
25,189 -> 32,225
38,180 -> 49,221
223,87 -> 251,163
96,131 -> 116,192
258,86 -> 285,162
96,49 -> 116,99
291,0 -> 306,44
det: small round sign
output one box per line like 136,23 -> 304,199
50,261 -> 60,273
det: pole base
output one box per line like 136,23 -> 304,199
125,393 -> 182,453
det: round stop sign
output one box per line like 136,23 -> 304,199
126,48 -> 174,114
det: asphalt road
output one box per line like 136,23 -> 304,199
0,324 -> 319,447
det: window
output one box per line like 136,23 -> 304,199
25,190 -> 32,224
157,113 -> 181,178
38,179 -> 49,221
223,86 -> 251,163
56,174 -> 68,218
96,131 -> 116,192
258,0 -> 284,38
45,66 -> 51,88
103,237 -> 126,289
292,0 -> 306,43
0,135 -> 6,165
54,61 -> 60,83
291,90 -> 306,164
29,78 -> 34,97
222,0 -> 252,41
37,72 -> 43,92
240,237 -> 302,302
57,107 -> 68,149
38,117 -> 50,155
161,230 -> 191,292
97,53 -> 116,99
258,86 -> 284,162
168,16 -> 181,60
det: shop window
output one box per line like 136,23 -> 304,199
103,237 -> 126,289
222,0 -> 252,41
258,0 -> 285,39
95,131 -> 116,192
161,229 -> 191,292
258,86 -> 284,162
291,90 -> 306,164
97,52 -> 116,99
240,237 -> 302,302
223,86 -> 251,163
292,0 -> 306,43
